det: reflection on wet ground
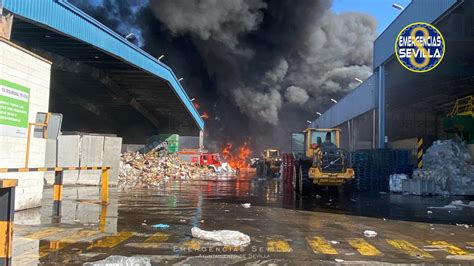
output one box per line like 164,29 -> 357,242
12,174 -> 474,265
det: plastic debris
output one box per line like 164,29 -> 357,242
335,259 -> 344,263
389,174 -> 408,192
329,240 -> 340,245
241,203 -> 251,208
179,219 -> 186,223
427,210 -> 433,214
84,255 -> 151,266
363,230 -> 377,238
428,200 -> 473,209
456,223 -> 470,228
315,195 -> 322,199
191,227 -> 251,246
412,140 -> 474,195
151,224 -> 170,229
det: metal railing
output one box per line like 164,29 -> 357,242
0,166 -> 110,265
447,95 -> 473,117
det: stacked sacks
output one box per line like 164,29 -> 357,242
412,140 -> 474,194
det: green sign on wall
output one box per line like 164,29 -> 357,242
0,79 -> 30,138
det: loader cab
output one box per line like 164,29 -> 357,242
264,149 -> 279,160
291,128 -> 341,159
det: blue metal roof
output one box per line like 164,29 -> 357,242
373,0 -> 460,69
3,0 -> 204,130
311,74 -> 377,129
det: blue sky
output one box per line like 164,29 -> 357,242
331,0 -> 412,35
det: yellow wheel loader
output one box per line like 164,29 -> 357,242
291,128 -> 354,195
256,149 -> 282,177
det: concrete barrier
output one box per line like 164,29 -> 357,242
58,135 -> 80,185
103,137 -> 122,186
77,135 -> 104,185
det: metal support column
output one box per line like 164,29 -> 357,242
377,65 -> 386,148
0,179 -> 17,266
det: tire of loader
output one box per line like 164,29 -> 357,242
298,163 -> 312,195
293,165 -> 298,192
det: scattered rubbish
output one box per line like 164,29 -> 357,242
225,210 -> 230,212
350,198 -> 357,202
411,140 -> 474,195
200,220 -> 205,223
335,259 -> 344,263
119,152 -> 225,189
329,240 -> 340,245
389,174 -> 408,192
428,200 -> 474,209
191,227 -> 251,246
73,219 -> 80,223
427,210 -> 433,214
363,230 -> 377,238
84,255 -> 151,266
466,246 -> 474,250
345,252 -> 355,256
379,191 -> 387,194
141,223 -> 147,226
179,219 -> 186,223
383,218 -> 386,221
315,195 -> 322,199
456,223 -> 470,228
151,224 -> 170,229
241,203 -> 251,208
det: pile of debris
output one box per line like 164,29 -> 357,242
412,140 -> 474,195
118,152 -> 217,189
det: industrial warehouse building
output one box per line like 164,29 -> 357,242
0,0 -> 204,210
311,0 -> 473,155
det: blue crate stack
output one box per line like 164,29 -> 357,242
350,149 -> 412,192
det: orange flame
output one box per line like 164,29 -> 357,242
221,141 -> 252,169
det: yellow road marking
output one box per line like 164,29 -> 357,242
267,238 -> 292,253
181,239 -> 202,250
39,241 -> 67,257
61,230 -> 102,244
347,238 -> 382,256
387,240 -> 434,258
23,228 -> 65,239
145,232 -> 170,243
306,236 -> 338,255
427,241 -> 467,255
87,231 -> 133,249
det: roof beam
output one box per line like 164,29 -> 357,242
28,47 -> 162,128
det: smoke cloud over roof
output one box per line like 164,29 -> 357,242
70,0 -> 377,153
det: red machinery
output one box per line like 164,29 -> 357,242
281,153 -> 295,183
178,149 -> 222,167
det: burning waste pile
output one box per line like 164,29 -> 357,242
412,139 -> 474,195
118,152 -> 227,189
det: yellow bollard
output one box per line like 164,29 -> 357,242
0,179 -> 18,266
101,168 -> 109,205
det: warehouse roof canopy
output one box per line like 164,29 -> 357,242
3,0 -> 204,136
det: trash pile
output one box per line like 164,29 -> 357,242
191,227 -> 251,246
412,140 -> 474,195
119,152 -> 219,189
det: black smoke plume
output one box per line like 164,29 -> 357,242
70,0 -> 376,154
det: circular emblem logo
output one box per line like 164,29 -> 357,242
395,22 -> 445,73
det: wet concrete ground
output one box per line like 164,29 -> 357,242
12,174 -> 474,265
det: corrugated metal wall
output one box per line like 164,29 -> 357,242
3,0 -> 204,130
311,74 -> 377,129
373,0 -> 459,68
